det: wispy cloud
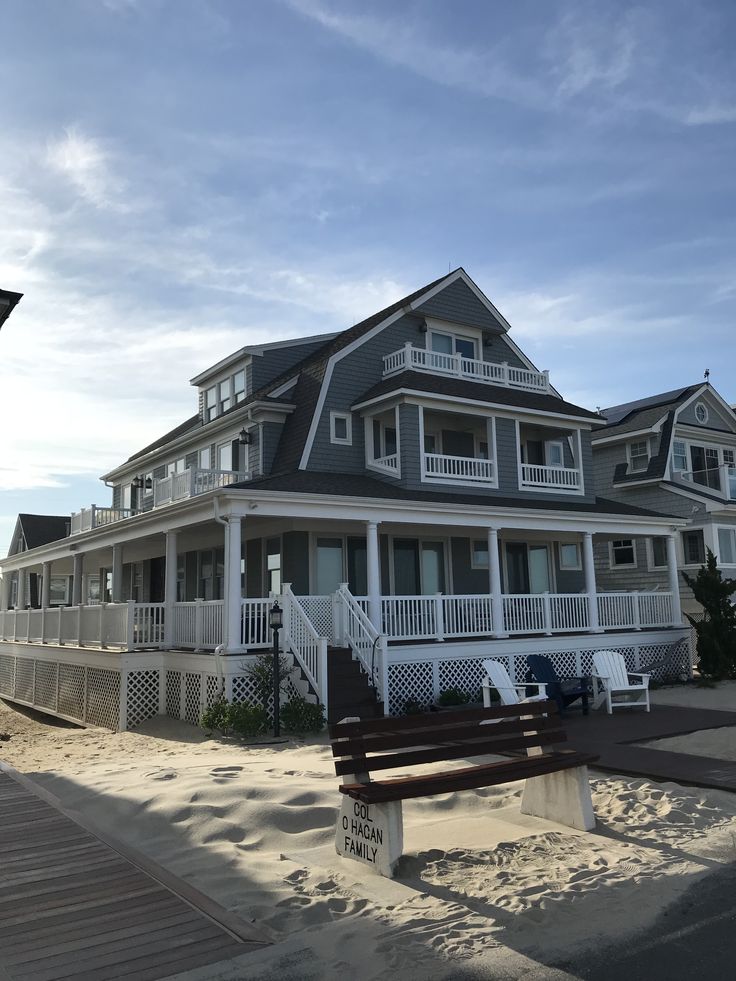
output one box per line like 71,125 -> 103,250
46,128 -> 131,211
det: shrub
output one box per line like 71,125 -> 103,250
683,549 -> 736,679
201,695 -> 230,732
280,696 -> 325,734
200,697 -> 269,737
242,653 -> 292,718
437,687 -> 471,707
403,698 -> 425,715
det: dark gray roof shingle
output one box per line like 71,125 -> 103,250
18,514 -> 70,548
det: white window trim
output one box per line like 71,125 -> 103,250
646,537 -> 668,571
427,326 -> 480,361
681,529 -> 706,567
419,407 -> 498,488
545,440 -> 565,468
470,539 -> 489,570
627,438 -> 650,473
715,526 -> 736,566
330,411 -> 353,446
608,539 -> 637,570
694,401 -> 709,424
387,535 -> 453,595
557,542 -> 582,571
365,406 -> 401,477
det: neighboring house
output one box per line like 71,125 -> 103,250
0,287 -> 23,331
4,515 -> 71,610
0,269 -> 690,730
592,382 -> 736,620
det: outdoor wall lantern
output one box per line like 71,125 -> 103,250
269,600 -> 283,737
132,476 -> 144,489
238,427 -> 251,445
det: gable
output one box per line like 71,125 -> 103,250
677,388 -> 736,433
414,278 -> 506,333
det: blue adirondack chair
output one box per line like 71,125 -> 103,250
526,654 -> 590,716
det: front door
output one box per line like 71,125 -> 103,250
149,557 -> 165,603
393,539 -> 446,594
315,538 -> 343,594
505,543 -> 552,594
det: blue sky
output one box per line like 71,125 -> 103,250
1,0 -> 736,553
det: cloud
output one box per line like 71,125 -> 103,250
46,128 -> 130,211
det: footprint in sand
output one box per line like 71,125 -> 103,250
147,769 -> 177,781
210,766 -> 243,778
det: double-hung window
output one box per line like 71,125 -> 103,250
610,539 -> 636,568
649,537 -> 668,569
205,386 -> 217,421
219,378 -> 231,414
233,370 -> 246,404
682,530 -> 705,565
429,330 -> 478,361
672,440 -> 688,472
629,440 -> 649,473
718,528 -> 736,565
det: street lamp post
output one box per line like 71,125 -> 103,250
269,600 -> 283,737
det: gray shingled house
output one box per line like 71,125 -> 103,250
0,270 -> 691,729
592,382 -> 736,621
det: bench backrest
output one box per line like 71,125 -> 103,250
482,658 -> 520,705
526,654 -> 560,685
329,701 -> 563,782
593,650 -> 629,688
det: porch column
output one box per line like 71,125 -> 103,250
666,534 -> 683,625
488,528 -> 507,638
225,516 -> 243,652
16,569 -> 26,610
71,552 -> 84,606
582,532 -> 602,633
41,562 -> 51,609
0,574 -> 10,611
366,520 -> 381,632
164,530 -> 178,647
111,545 -> 124,603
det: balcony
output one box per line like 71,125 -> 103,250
520,463 -> 581,490
678,465 -> 736,501
383,343 -> 550,392
69,468 -> 249,535
424,453 -> 495,483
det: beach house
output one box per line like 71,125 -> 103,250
0,270 -> 691,729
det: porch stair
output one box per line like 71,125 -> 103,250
327,646 -> 384,726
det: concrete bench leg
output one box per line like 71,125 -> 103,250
336,797 -> 404,878
519,766 -> 596,831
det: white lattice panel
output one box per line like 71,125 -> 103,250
231,672 -> 263,708
526,651 -> 581,681
0,655 -> 14,696
166,670 -> 181,719
639,641 -> 691,681
34,661 -> 57,711
387,661 -> 434,715
184,672 -> 203,725
206,675 -> 222,707
15,659 -> 34,702
299,596 -> 333,639
438,658 -> 487,702
125,669 -> 159,729
58,664 -> 85,719
87,668 -> 121,729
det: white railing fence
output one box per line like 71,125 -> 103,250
335,585 -> 386,699
281,584 -> 328,703
519,463 -> 581,489
241,597 -> 272,649
69,506 -> 133,535
171,600 -> 224,649
424,453 -> 495,483
153,468 -> 249,508
383,343 -> 550,392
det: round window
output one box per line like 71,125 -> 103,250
694,402 -> 709,424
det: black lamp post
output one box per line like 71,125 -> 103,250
269,600 -> 283,736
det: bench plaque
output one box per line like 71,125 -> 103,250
335,797 -> 403,877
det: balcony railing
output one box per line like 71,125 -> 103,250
679,465 -> 736,501
424,452 -> 495,483
383,342 -> 550,392
69,468 -> 249,535
520,463 -> 581,490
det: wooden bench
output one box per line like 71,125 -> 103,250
330,701 -> 598,877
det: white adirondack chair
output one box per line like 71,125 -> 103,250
592,650 -> 650,714
481,658 -> 547,708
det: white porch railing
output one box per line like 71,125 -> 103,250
424,453 -> 495,483
519,463 -> 581,490
0,603 -> 132,648
171,600 -> 224,649
383,343 -> 550,392
335,585 -> 386,699
153,468 -> 249,508
281,584 -> 328,703
69,506 -> 134,536
241,597 -> 272,649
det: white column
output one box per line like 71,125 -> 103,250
164,530 -> 178,647
71,553 -> 84,606
41,562 -> 51,609
582,532 -> 602,633
16,569 -> 26,610
488,528 -> 507,638
366,520 -> 381,632
225,516 -> 243,652
666,534 -> 683,625
0,574 -> 9,611
111,544 -> 124,603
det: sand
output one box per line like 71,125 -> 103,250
644,681 -> 736,761
2,697 -> 736,980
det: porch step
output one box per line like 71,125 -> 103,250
327,646 -> 383,726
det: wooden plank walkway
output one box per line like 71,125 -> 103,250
0,766 -> 270,981
562,704 -> 736,792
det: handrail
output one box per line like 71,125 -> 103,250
281,583 -> 328,703
382,343 -> 550,392
336,585 -> 386,699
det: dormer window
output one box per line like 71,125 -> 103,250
429,329 -> 478,360
233,370 -> 246,404
672,440 -> 687,472
219,378 -> 231,414
206,386 -> 217,421
628,440 -> 650,473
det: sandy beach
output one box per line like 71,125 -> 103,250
2,691 -> 736,980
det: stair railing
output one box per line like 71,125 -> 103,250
335,584 -> 387,702
281,583 -> 328,704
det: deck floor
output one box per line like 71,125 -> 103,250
562,703 -> 736,792
0,768 -> 268,981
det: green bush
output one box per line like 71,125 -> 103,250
403,698 -> 425,715
437,687 -> 471,707
683,549 -> 736,679
242,653 -> 292,717
201,695 -> 230,732
280,696 -> 325,734
200,697 -> 269,737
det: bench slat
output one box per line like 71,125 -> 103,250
329,700 -> 554,739
331,714 -> 558,758
333,729 -> 567,776
339,751 -> 598,804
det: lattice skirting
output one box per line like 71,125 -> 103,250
385,636 -> 692,715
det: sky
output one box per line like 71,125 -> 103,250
1,0 -> 736,554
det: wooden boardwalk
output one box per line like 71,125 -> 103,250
0,767 -> 269,981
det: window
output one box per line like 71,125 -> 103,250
330,411 -> 352,445
219,378 -> 231,414
610,539 -> 636,568
471,540 -> 489,569
266,537 -> 281,594
682,530 -> 705,565
718,528 -> 736,565
369,414 -> 398,466
206,386 -> 217,421
629,440 -> 650,473
694,402 -> 709,424
424,432 -> 438,454
672,440 -> 688,472
199,446 -> 211,470
724,449 -> 735,466
233,370 -> 246,404
86,575 -> 101,604
176,556 -> 186,602
49,576 -> 70,606
558,543 -> 581,570
429,330 -> 478,360
649,538 -> 668,569
546,442 -> 564,468
218,442 -> 233,472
